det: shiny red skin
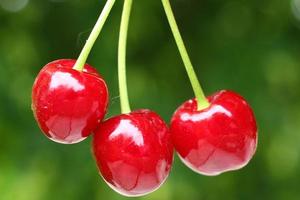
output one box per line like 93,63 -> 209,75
93,109 -> 173,197
32,59 -> 109,144
171,90 -> 257,176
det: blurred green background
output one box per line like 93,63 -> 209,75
1,0 -> 300,199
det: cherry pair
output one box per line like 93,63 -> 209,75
32,58 -> 173,197
32,0 -> 172,196
31,0 -> 258,197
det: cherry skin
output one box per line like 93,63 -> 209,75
32,59 -> 109,144
170,90 -> 257,176
92,109 -> 173,197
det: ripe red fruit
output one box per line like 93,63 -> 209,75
93,109 -> 173,197
170,90 -> 257,176
32,59 -> 109,144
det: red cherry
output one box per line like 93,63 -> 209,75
32,59 -> 109,144
170,90 -> 257,176
92,109 -> 173,197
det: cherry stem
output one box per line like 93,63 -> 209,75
161,0 -> 210,110
118,0 -> 133,114
73,0 -> 116,72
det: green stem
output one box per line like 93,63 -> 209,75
118,0 -> 133,114
73,0 -> 116,71
161,0 -> 210,110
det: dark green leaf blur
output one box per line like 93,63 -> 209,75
1,0 -> 300,199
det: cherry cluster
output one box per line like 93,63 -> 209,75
31,0 -> 257,197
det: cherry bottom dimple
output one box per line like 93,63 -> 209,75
48,133 -> 87,144
101,159 -> 170,197
178,140 -> 256,176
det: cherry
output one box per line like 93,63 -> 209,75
32,59 -> 108,144
161,1 -> 258,175
32,0 -> 116,144
91,0 -> 173,196
170,90 -> 257,175
93,109 -> 173,196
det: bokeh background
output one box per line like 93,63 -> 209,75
1,0 -> 300,199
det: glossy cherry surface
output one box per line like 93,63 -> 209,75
93,109 -> 173,197
32,59 -> 109,144
171,90 -> 257,176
